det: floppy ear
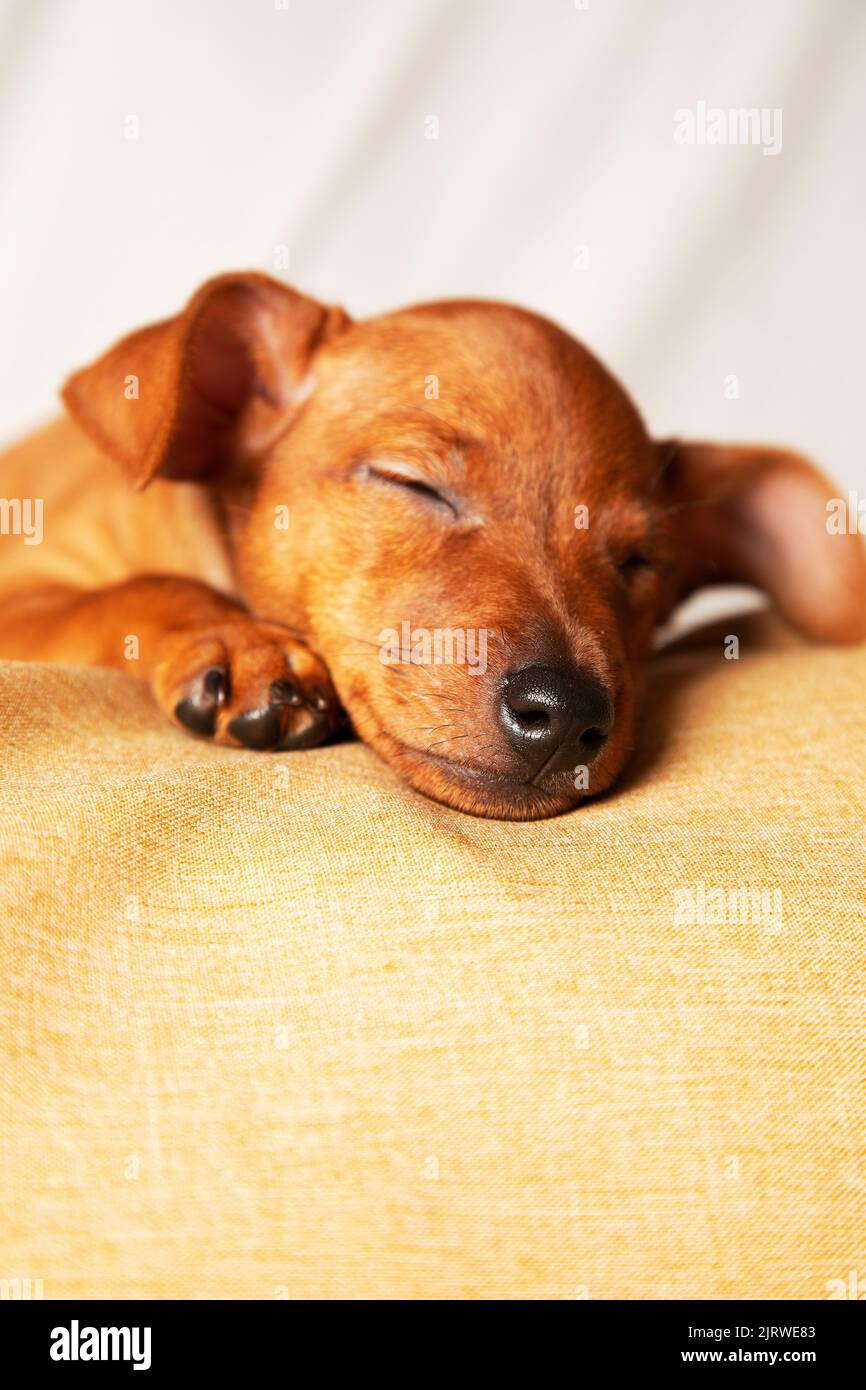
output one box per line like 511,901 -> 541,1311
660,440 -> 866,643
62,272 -> 350,488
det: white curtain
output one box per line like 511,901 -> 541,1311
1,0 -> 864,496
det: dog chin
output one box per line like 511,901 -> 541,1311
385,743 -> 606,821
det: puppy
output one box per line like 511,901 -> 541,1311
0,272 -> 863,819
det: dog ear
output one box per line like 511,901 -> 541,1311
62,272 -> 350,489
659,439 -> 866,642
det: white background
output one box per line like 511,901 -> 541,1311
1,0 -> 864,495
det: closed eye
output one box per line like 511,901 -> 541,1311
387,475 -> 450,507
616,552 -> 655,581
362,462 -> 460,518
619,550 -> 653,572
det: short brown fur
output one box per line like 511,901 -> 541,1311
1,273 -> 863,818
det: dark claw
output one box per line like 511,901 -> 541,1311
269,678 -> 302,707
203,667 -> 229,702
175,666 -> 228,737
227,706 -> 282,750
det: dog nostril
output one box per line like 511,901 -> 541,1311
505,693 -> 554,741
515,708 -> 549,732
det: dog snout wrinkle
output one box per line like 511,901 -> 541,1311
499,665 -> 614,778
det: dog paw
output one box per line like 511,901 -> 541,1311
153,620 -> 342,751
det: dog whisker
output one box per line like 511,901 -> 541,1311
400,721 -> 456,739
426,732 -> 470,750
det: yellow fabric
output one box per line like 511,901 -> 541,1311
1,613 -> 864,1300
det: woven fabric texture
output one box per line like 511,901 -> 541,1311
1,613 -> 863,1299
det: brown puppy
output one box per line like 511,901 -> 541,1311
1,272 -> 864,819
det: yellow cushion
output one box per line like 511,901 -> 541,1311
1,613 -> 863,1299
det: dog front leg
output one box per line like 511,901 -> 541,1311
0,576 -> 342,751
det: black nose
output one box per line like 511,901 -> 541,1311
500,665 -> 614,771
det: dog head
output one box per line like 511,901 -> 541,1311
64,273 -> 866,818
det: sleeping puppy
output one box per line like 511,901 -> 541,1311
0,272 -> 863,819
